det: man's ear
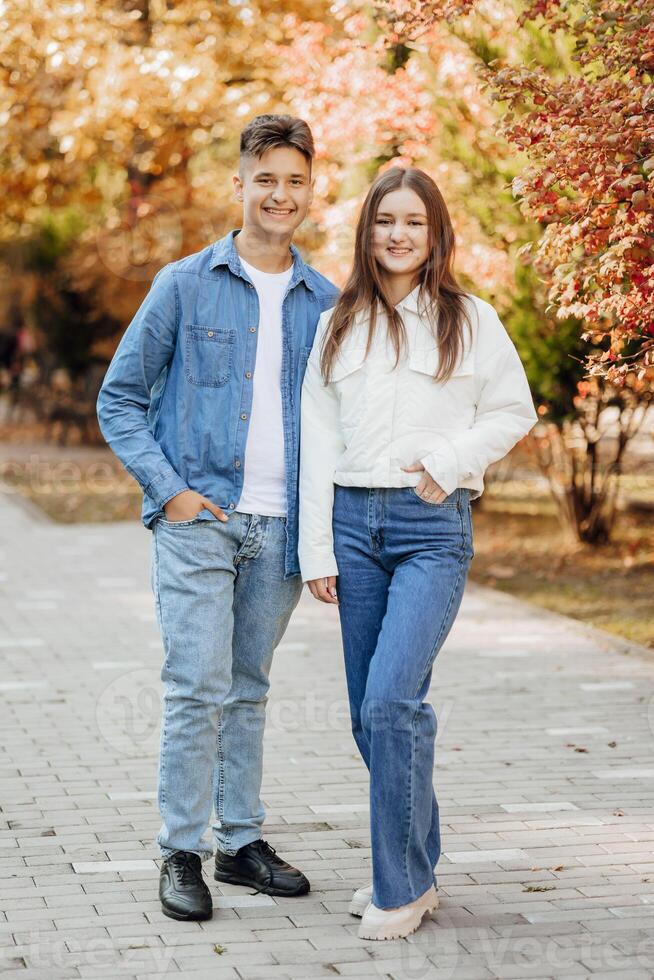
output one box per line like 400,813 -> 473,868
233,173 -> 244,202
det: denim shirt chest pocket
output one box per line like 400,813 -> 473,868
185,324 -> 235,388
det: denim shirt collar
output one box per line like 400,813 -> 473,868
209,230 -> 315,292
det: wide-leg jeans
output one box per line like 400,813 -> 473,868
333,485 -> 474,909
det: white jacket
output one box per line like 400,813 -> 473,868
298,286 -> 538,582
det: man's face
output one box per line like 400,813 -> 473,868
233,146 -> 313,239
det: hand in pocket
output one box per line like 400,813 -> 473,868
164,489 -> 229,523
402,461 -> 447,504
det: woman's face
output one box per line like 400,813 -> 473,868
372,187 -> 430,281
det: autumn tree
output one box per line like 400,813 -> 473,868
379,0 -> 654,381
490,0 -> 654,541
375,0 -> 653,543
0,0 -> 343,386
275,2 -> 516,294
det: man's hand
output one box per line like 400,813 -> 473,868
307,576 -> 339,604
402,461 -> 447,504
163,489 -> 229,523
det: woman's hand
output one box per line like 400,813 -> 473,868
402,461 -> 447,503
307,576 -> 339,604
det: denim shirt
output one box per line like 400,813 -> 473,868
97,230 -> 338,578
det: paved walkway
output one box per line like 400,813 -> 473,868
0,489 -> 653,980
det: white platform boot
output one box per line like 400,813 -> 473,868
348,883 -> 372,917
357,884 -> 439,941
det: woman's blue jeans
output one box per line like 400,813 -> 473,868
333,485 -> 474,910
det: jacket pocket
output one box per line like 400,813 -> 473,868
331,347 -> 368,382
185,325 -> 234,388
331,347 -> 367,438
409,346 -> 474,379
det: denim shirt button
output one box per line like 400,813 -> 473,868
235,460 -> 241,468
228,503 -> 235,509
207,330 -> 214,337
249,327 -> 256,333
240,413 -> 247,420
245,372 -> 252,379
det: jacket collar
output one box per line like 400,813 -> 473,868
209,230 -> 315,292
396,284 -> 436,316
354,286 -> 432,319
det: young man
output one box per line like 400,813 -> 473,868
97,115 -> 338,921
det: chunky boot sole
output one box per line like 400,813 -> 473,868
161,903 -> 212,922
214,868 -> 310,897
358,894 -> 439,941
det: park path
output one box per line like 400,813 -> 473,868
0,487 -> 653,980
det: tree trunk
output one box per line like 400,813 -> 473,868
532,383 -> 652,546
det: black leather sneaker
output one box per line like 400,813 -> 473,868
214,839 -> 310,897
159,850 -> 213,921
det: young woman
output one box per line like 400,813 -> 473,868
298,167 -> 538,941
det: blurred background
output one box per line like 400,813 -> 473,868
0,0 -> 652,646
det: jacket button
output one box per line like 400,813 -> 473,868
245,371 -> 252,379
229,502 -> 235,508
235,460 -> 241,468
207,330 -> 214,337
241,413 -> 247,420
249,326 -> 257,333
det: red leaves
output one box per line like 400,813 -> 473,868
481,0 -> 654,380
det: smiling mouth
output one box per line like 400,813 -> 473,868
263,207 -> 295,216
387,247 -> 412,255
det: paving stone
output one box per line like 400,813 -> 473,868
0,485 -> 653,977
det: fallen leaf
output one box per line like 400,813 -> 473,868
488,564 -> 516,579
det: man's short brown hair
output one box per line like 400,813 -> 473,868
239,115 -> 315,167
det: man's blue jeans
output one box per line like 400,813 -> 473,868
333,485 -> 474,910
151,513 -> 303,861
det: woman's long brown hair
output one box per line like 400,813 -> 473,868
320,167 -> 472,383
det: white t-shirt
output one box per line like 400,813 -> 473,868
235,256 -> 293,517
